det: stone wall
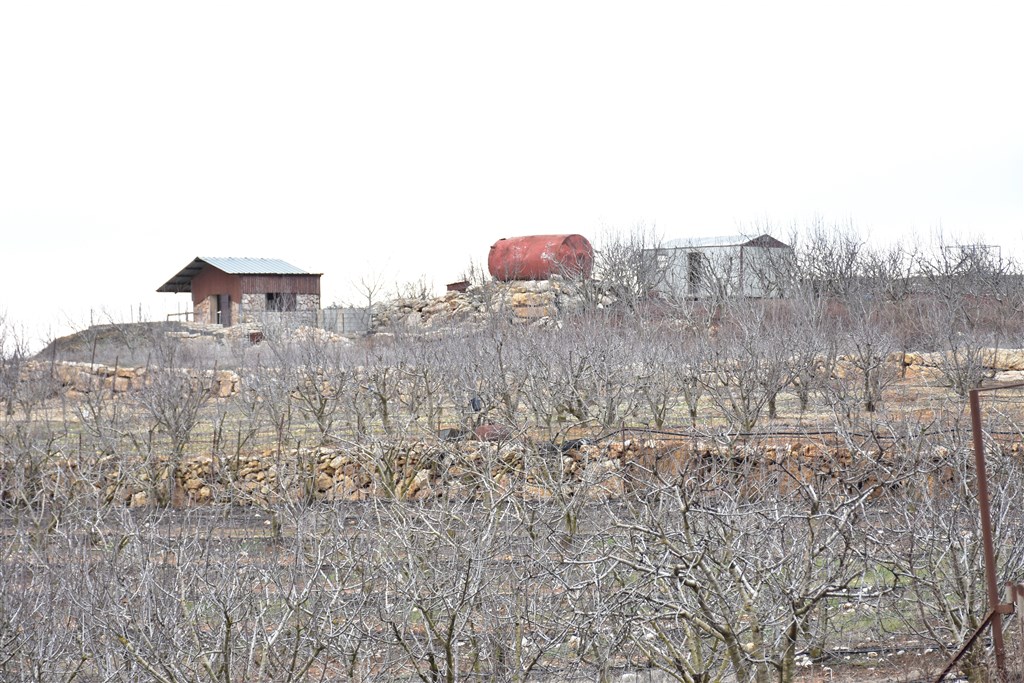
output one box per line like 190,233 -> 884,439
194,296 -> 241,325
893,348 -> 1024,384
194,296 -> 213,324
20,360 -> 240,397
49,362 -> 148,394
240,292 -> 264,323
9,434 -> 1022,510
1,437 -> 660,508
19,343 -> 1024,403
19,342 -> 1024,402
240,292 -> 321,325
376,277 -> 615,331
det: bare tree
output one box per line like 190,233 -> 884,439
880,426 -> 1024,683
352,272 -> 388,333
824,284 -> 899,418
781,284 -> 838,415
703,298 -> 790,432
790,219 -> 866,297
592,225 -> 666,311
604,449 -> 890,683
131,337 -> 212,506
278,328 -> 352,444
0,311 -> 27,418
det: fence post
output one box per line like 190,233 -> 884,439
968,388 -> 1006,678
1015,583 -> 1024,674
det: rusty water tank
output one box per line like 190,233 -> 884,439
487,234 -> 594,282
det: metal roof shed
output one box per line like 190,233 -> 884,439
646,234 -> 793,299
158,257 -> 322,326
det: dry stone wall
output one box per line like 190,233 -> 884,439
375,277 -> 615,330
15,340 -> 1024,407
24,343 -> 1024,400
893,348 -> 1024,384
48,361 -> 148,394
15,335 -> 1024,409
18,360 -> 240,397
8,435 -> 1023,510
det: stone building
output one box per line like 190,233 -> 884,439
158,257 -> 321,326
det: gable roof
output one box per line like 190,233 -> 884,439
663,234 -> 790,249
157,257 -> 317,293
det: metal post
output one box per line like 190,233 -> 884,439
968,388 -> 1006,678
1016,583 -> 1024,667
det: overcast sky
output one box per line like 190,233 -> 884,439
1,1 -> 1021,349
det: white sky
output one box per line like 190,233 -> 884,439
1,1 -> 1022,349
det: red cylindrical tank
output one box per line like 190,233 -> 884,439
487,234 -> 594,282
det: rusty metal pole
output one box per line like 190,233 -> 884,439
1016,584 -> 1024,667
968,387 -> 1007,678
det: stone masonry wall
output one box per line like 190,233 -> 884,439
7,434 -> 1023,509
297,293 -> 320,311
21,360 -> 240,397
241,292 -> 264,323
376,277 -> 616,331
194,296 -> 213,324
239,292 -> 320,325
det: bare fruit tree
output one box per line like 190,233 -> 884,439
603,449 -> 892,683
131,336 -> 212,506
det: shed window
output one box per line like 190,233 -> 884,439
266,292 -> 297,312
688,251 -> 707,292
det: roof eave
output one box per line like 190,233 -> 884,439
156,257 -> 208,293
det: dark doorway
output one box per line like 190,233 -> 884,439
688,252 -> 707,296
216,294 -> 231,326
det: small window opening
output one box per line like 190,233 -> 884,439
266,293 -> 297,312
688,252 -> 707,293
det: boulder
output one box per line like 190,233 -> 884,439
106,376 -> 130,393
994,370 -> 1024,383
315,472 -> 333,492
583,459 -> 623,499
403,468 -> 432,499
213,370 -> 238,397
982,348 -> 1024,371
513,305 -> 557,319
903,363 -> 945,383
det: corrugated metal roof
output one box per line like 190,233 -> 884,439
664,234 -> 749,248
198,257 -> 311,275
663,234 -> 789,249
157,257 -> 317,293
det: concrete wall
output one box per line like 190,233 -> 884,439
322,306 -> 372,334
